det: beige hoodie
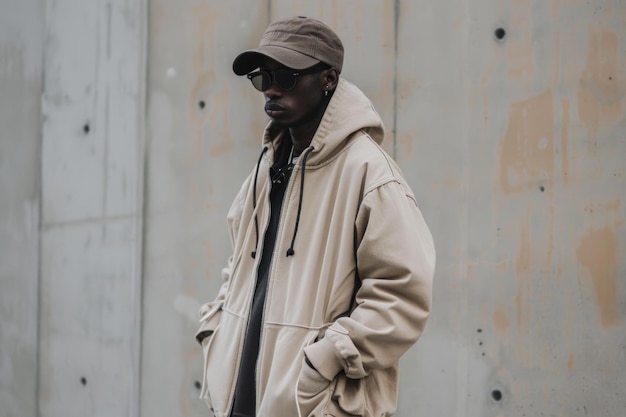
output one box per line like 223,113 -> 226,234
197,78 -> 435,417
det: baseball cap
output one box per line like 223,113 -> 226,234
232,16 -> 344,75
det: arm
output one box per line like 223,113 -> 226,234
195,260 -> 231,344
195,173 -> 253,344
304,180 -> 435,379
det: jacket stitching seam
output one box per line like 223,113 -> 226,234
298,129 -> 371,169
221,307 -> 246,319
263,322 -> 329,330
362,178 -> 402,199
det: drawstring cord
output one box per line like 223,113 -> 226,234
249,144 -> 313,259
286,146 -> 313,257
251,146 -> 268,259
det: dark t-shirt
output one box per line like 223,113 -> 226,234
230,143 -> 293,417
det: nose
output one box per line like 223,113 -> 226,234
264,82 -> 282,99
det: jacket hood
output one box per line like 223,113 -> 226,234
252,79 -> 385,258
262,78 -> 385,164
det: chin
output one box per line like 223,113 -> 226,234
269,117 -> 293,128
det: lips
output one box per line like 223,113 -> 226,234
265,102 -> 286,117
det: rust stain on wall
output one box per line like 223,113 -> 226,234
466,260 -> 476,281
189,72 -> 212,159
576,226 -> 622,328
499,90 -> 555,193
560,99 -> 570,184
493,306 -> 510,336
397,132 -> 414,156
352,4 -> 363,42
507,0 -> 535,81
567,352 -> 575,372
150,3 -> 167,35
480,58 -> 496,132
515,220 -> 531,333
550,0 -> 559,18
190,2 -> 219,90
208,88 -> 235,157
550,0 -> 590,18
204,183 -> 215,213
577,27 -> 624,135
202,238 -> 216,279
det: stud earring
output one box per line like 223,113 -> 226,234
324,85 -> 329,97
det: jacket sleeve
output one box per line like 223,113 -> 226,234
194,262 -> 230,344
195,173 -> 253,344
304,179 -> 435,380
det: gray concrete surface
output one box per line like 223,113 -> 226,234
0,1 -> 43,416
1,0 -> 625,416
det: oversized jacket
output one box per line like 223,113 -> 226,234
196,78 -> 435,417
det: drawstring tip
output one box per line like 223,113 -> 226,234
286,248 -> 294,257
251,251 -> 256,259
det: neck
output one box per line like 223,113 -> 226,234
288,125 -> 316,155
289,97 -> 331,154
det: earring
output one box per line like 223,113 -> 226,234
324,85 -> 329,97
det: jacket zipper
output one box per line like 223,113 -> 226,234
253,165 -> 297,412
224,176 -> 272,417
226,163 -> 295,416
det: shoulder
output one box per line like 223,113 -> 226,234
342,130 -> 413,197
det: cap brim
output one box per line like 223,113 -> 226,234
232,46 -> 320,75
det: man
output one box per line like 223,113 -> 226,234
196,16 -> 435,417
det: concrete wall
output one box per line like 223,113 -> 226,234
39,0 -> 146,415
2,0 -> 146,416
145,1 -> 626,416
1,0 -> 625,416
0,1 -> 43,416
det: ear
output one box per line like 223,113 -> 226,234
321,67 -> 339,91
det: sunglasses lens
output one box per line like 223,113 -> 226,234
250,72 -> 270,92
248,69 -> 301,92
274,69 -> 297,91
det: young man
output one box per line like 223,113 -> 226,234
196,16 -> 435,417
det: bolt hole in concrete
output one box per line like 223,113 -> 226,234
80,377 -> 87,386
494,28 -> 506,40
83,123 -> 90,134
194,381 -> 202,390
198,100 -> 206,109
492,389 -> 502,401
540,186 -> 545,192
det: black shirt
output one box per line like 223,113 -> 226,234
230,143 -> 293,417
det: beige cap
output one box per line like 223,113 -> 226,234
232,16 -> 344,75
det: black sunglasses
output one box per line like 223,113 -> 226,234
247,65 -> 328,92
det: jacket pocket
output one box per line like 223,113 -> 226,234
199,321 -> 220,408
326,374 -> 365,417
196,301 -> 224,343
296,357 -> 332,417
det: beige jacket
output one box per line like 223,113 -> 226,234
197,78 -> 435,417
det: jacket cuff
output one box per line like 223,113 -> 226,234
194,309 -> 222,344
195,330 -> 213,344
303,335 -> 344,381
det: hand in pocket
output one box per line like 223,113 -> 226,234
296,357 -> 331,416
